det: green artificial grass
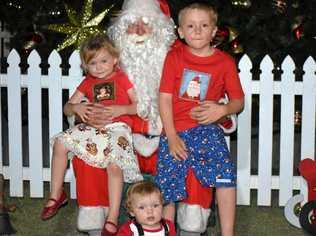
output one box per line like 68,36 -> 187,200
2,183 -> 309,236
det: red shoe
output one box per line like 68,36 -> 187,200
41,191 -> 68,220
101,221 -> 118,236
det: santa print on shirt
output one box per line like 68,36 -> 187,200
94,81 -> 115,102
117,219 -> 176,236
179,68 -> 211,102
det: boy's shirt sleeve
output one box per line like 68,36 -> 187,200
223,57 -> 244,100
159,51 -> 177,94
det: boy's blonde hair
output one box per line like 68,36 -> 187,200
125,181 -> 163,212
178,2 -> 218,26
79,34 -> 119,72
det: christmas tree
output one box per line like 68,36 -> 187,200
1,0 -> 315,68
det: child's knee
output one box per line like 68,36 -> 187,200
107,163 -> 122,174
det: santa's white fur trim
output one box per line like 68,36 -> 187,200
148,116 -> 163,136
121,0 -> 164,20
177,203 -> 211,233
77,206 -> 108,232
133,134 -> 159,157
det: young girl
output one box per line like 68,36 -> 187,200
41,34 -> 143,235
117,181 -> 176,236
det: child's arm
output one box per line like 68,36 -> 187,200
190,98 -> 244,125
63,90 -> 94,123
103,87 -> 138,119
159,92 -> 188,160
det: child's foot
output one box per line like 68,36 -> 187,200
101,221 -> 118,236
40,191 -> 68,220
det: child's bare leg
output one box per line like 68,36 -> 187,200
105,163 -> 123,232
163,202 -> 176,222
216,187 -> 236,236
46,140 -> 68,207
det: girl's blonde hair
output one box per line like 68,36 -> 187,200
125,180 -> 163,212
79,34 -> 119,72
178,2 -> 218,26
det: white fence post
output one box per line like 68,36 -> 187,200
257,55 -> 274,206
47,51 -> 63,185
279,56 -> 295,206
7,49 -> 23,196
237,55 -> 252,205
28,50 -> 44,197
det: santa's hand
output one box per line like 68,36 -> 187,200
103,105 -> 124,119
190,101 -> 225,125
167,134 -> 188,161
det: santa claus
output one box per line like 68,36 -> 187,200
72,0 -> 177,235
72,0 -> 236,235
107,0 -> 176,173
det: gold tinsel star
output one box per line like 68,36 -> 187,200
48,0 -> 113,51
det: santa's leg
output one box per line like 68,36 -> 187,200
177,169 -> 213,236
133,116 -> 159,175
72,157 -> 109,235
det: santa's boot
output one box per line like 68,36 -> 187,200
177,203 -> 210,236
77,206 -> 108,235
72,157 -> 110,235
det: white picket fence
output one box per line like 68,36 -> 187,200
0,49 -> 315,206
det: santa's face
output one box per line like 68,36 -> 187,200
126,18 -> 153,43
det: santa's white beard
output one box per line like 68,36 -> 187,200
118,34 -> 168,130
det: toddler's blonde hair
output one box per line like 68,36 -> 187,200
178,2 -> 218,26
125,180 -> 163,213
80,34 -> 119,72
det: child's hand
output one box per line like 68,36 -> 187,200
167,134 -> 188,160
85,103 -> 113,129
73,103 -> 95,123
190,101 -> 226,125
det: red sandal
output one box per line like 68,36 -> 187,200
101,221 -> 118,236
41,191 -> 68,220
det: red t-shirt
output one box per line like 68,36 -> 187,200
159,43 -> 244,132
117,219 -> 176,236
77,70 -> 133,127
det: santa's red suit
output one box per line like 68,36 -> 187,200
71,0 -> 237,234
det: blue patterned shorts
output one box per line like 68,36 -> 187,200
155,124 -> 236,203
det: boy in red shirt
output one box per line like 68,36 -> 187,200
156,3 -> 244,235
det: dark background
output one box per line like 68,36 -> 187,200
0,0 -> 315,69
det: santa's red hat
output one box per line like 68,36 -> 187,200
158,0 -> 171,17
121,0 -> 171,19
